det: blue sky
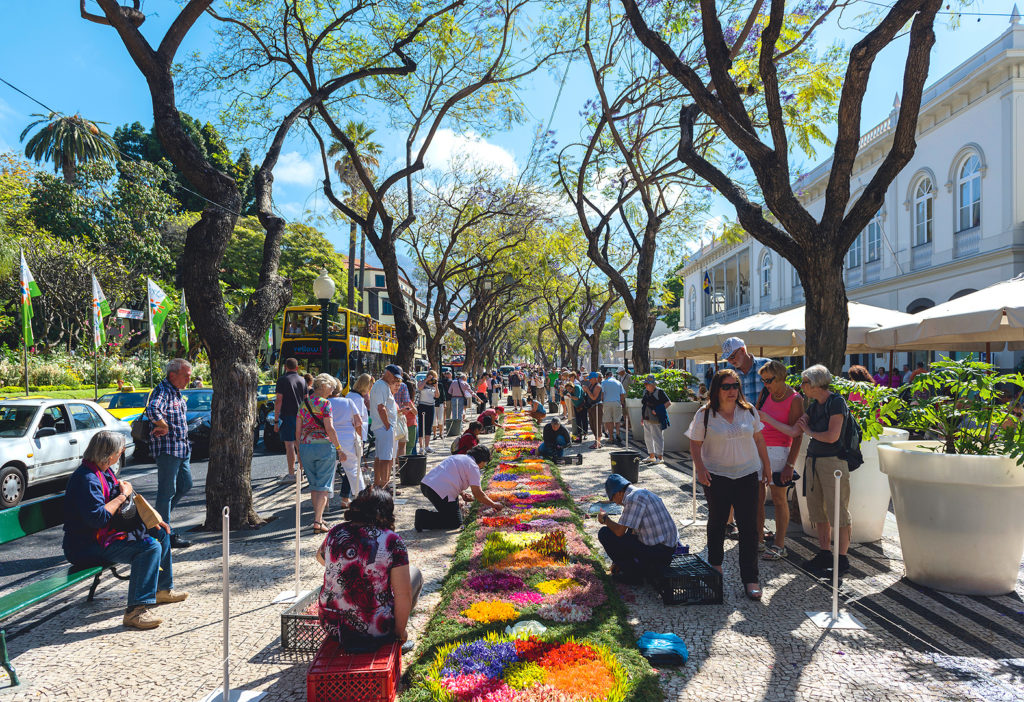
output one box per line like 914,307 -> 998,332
0,1 -> 1018,264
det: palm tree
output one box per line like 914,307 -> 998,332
327,121 -> 382,310
20,112 -> 119,183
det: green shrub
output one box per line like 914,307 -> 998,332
625,368 -> 698,401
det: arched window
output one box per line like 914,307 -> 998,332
913,178 -> 933,246
866,216 -> 882,262
957,154 -> 981,231
847,233 -> 862,268
688,286 -> 696,326
760,252 -> 772,296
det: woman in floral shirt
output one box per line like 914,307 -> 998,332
316,487 -> 422,652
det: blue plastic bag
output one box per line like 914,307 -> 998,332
636,631 -> 688,666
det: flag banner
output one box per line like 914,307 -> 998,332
267,325 -> 273,349
702,271 -> 712,295
148,278 -> 170,343
178,292 -> 189,353
91,274 -> 111,350
20,250 -> 40,347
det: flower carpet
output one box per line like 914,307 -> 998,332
403,412 -> 661,702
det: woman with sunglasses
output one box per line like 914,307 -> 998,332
686,368 -> 772,600
754,360 -> 804,560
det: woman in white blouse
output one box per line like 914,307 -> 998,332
330,378 -> 365,508
686,368 -> 772,601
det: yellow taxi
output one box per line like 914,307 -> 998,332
104,391 -> 152,420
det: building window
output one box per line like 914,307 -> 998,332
957,154 -> 981,232
913,178 -> 933,246
701,249 -> 750,317
688,286 -> 696,326
866,216 -> 881,262
847,234 -> 862,269
760,252 -> 772,296
382,299 -> 393,315
375,274 -> 386,288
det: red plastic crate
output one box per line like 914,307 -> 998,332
307,638 -> 401,702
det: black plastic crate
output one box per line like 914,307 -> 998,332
659,554 -> 723,605
281,588 -> 326,652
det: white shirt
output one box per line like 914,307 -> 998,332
355,393 -> 369,441
369,379 -> 398,428
421,454 -> 481,501
328,396 -> 359,444
685,406 -> 764,479
419,384 -> 437,405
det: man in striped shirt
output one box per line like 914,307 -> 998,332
146,358 -> 194,549
597,474 -> 678,585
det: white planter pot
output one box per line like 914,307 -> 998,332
626,399 -> 643,443
879,441 -> 1024,596
794,427 -> 908,543
625,399 -> 700,453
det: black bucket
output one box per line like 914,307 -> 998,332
398,453 -> 427,485
548,400 -> 559,414
610,451 -> 641,483
507,396 -> 514,406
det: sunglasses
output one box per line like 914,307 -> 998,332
720,382 -> 740,391
761,376 -> 776,384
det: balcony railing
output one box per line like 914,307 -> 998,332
845,266 -> 863,289
911,242 -> 932,271
706,303 -> 752,325
954,227 -> 981,259
864,258 -> 882,283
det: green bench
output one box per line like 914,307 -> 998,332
0,494 -> 127,687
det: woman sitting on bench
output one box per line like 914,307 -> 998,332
63,431 -> 188,631
316,487 -> 422,652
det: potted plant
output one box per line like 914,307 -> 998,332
878,358 -> 1024,595
792,377 -> 908,543
625,369 -> 699,452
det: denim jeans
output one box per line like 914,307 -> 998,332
78,527 -> 173,608
538,435 -> 568,459
450,397 -> 466,422
154,453 -> 192,533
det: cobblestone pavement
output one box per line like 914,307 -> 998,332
2,420 -> 1023,702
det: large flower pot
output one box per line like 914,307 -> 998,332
626,399 -> 643,443
793,427 -> 908,543
665,401 -> 700,453
879,441 -> 1024,596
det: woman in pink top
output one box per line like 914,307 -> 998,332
754,360 -> 804,560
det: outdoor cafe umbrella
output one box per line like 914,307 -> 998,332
673,313 -> 798,359
648,328 -> 700,360
771,301 -> 919,354
865,275 -> 1024,352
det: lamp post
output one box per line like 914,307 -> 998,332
619,315 -> 632,372
312,268 -> 336,376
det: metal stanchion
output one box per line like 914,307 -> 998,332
273,465 -> 308,604
679,466 -> 707,529
806,468 -> 864,629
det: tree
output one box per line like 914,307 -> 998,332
327,122 -> 382,309
621,0 -> 940,371
20,112 -> 119,184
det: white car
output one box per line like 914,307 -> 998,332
0,399 -> 135,508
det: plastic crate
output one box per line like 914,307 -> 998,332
307,638 -> 401,702
659,554 -> 723,605
281,589 -> 326,653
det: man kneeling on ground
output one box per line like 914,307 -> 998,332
415,445 -> 502,531
538,417 -> 570,460
597,474 -> 678,585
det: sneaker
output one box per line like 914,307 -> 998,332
762,544 -> 788,560
758,541 -> 766,553
123,606 -> 163,630
802,550 -> 832,574
425,447 -> 435,454
640,457 -> 655,464
830,554 -> 850,575
278,473 -> 296,483
155,589 -> 189,604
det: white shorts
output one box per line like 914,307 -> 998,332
766,445 -> 790,474
603,403 -> 623,424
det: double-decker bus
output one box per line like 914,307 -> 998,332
278,305 -> 398,391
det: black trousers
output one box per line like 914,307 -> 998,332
597,527 -> 673,581
415,483 -> 462,530
574,404 -> 589,438
475,392 -> 488,412
416,403 -> 435,439
703,470 -> 760,585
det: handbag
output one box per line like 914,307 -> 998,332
108,483 -> 143,533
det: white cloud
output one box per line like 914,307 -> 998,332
421,129 -> 519,178
277,201 -> 303,218
273,151 -> 317,186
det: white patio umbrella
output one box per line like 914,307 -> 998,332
673,313 -> 797,359
865,275 -> 1024,352
772,301 -> 919,354
647,328 -> 698,360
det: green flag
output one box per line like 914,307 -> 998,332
91,274 -> 111,350
20,250 -> 40,347
178,292 -> 189,353
148,278 -> 170,343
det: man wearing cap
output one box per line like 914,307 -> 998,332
721,337 -> 769,405
508,367 -> 524,408
597,474 -> 678,585
538,417 -> 571,460
584,371 -> 604,448
370,365 -> 402,487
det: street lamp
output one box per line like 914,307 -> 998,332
312,268 -> 336,376
618,315 -> 633,373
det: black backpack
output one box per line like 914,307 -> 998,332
824,394 -> 864,472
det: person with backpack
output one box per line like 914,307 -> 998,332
772,364 -> 856,577
452,421 -> 483,454
685,368 -> 772,601
752,360 -> 804,561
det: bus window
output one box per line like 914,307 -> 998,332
285,310 -> 322,336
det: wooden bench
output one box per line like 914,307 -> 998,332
0,494 -> 127,687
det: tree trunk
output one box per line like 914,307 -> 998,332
798,258 -> 849,373
629,301 -> 656,375
375,233 -> 418,372
347,220 -> 357,309
358,228 -> 367,311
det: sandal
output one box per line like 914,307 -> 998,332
725,523 -> 740,540
744,583 -> 763,601
312,521 -> 331,534
762,544 -> 788,560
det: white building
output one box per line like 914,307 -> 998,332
680,16 -> 1024,371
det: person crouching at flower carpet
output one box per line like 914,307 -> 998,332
597,474 -> 678,585
538,417 -> 571,460
415,445 -> 503,531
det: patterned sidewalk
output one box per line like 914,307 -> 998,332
0,426 -> 1022,701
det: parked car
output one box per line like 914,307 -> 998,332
256,383 -> 276,424
129,389 -> 259,461
415,372 -> 428,384
0,399 -> 135,508
105,391 -> 152,420
96,393 -> 115,408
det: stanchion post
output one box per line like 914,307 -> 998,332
805,468 -> 863,630
295,464 -> 301,598
222,506 -> 230,702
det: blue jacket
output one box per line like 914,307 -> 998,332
63,462 -> 145,564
